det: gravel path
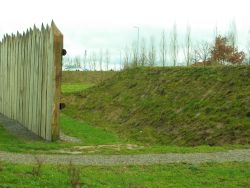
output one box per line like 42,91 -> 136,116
0,149 -> 249,166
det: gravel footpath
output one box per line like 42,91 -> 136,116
0,149 -> 249,166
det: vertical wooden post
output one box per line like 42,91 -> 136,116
51,21 -> 63,141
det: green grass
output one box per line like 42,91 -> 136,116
60,114 -> 121,145
1,114 -> 247,154
62,71 -> 116,84
0,114 -> 122,153
61,83 -> 93,94
62,66 -> 250,146
1,69 -> 250,154
0,162 -> 249,187
0,122 -> 69,152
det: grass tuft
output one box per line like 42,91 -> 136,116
67,161 -> 83,188
31,155 -> 43,176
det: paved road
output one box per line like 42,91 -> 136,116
0,149 -> 249,166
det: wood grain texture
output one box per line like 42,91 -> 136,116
0,22 -> 63,141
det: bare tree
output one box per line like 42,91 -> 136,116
191,49 -> 199,64
123,46 -> 131,69
246,29 -> 250,64
89,52 -> 96,71
160,30 -> 167,67
131,41 -> 139,67
214,22 -> 218,39
88,53 -> 92,71
83,50 -> 87,70
170,23 -> 178,66
140,38 -> 147,66
105,49 -> 110,71
99,49 -> 103,71
183,24 -> 192,66
74,56 -> 81,70
93,52 -> 97,70
148,36 -> 156,66
119,50 -> 123,70
192,41 -> 211,63
228,20 -> 237,48
62,56 -> 70,67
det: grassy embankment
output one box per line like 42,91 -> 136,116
0,162 -> 249,187
62,66 -> 250,146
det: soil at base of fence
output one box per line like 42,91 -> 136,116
0,113 -> 79,143
0,113 -> 42,141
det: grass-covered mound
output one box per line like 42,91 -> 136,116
62,66 -> 250,146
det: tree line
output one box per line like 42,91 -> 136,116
64,21 -> 250,71
63,49 -> 112,71
124,21 -> 248,68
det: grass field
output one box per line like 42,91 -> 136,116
0,162 -> 249,187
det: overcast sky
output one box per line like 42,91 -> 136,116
1,0 -> 250,61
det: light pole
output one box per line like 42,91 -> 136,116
133,26 -> 140,65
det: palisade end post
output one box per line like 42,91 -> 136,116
50,21 -> 63,141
